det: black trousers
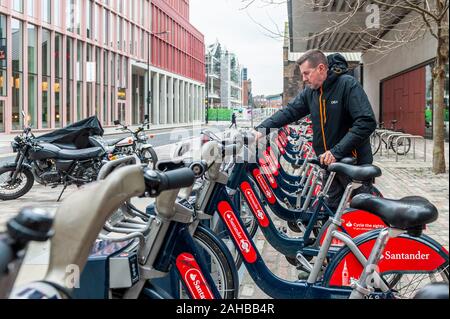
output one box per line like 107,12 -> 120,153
325,172 -> 376,212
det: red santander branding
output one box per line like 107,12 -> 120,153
267,147 -> 281,169
175,253 -> 215,299
240,182 -> 270,228
341,210 -> 386,238
217,201 -> 258,263
258,158 -> 278,189
276,139 -> 286,155
329,237 -> 447,287
263,150 -> 279,176
320,210 -> 387,247
252,168 -> 276,204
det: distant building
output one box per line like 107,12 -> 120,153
0,0 -> 205,134
242,79 -> 252,106
266,94 -> 283,109
206,41 -> 243,109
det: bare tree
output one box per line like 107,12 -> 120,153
242,0 -> 449,174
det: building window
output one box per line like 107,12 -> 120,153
66,37 -> 73,124
13,0 -> 23,13
87,0 -> 92,39
27,24 -> 38,129
54,0 -> 61,27
42,0 -> 51,23
76,41 -> 83,119
12,19 -> 23,130
55,33 -> 63,127
42,29 -> 51,128
0,14 -> 7,97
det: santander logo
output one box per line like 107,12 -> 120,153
240,182 -> 270,228
252,169 -> 276,204
175,253 -> 214,299
217,201 -> 258,263
184,269 -> 212,300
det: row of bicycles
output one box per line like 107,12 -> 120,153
0,120 -> 448,299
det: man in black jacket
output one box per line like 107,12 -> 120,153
255,50 -> 377,210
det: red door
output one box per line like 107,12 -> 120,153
381,67 -> 425,136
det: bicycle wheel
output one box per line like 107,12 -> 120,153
390,137 -> 411,156
178,226 -> 238,299
322,234 -> 449,299
370,132 -> 381,155
381,263 -> 449,299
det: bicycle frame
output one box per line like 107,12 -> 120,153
205,180 -> 393,299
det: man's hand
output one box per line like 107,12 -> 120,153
251,129 -> 264,143
320,151 -> 337,166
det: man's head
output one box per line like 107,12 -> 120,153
297,50 -> 329,90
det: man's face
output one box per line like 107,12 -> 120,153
300,61 -> 328,90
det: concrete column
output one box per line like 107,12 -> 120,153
152,72 -> 160,125
194,86 -> 198,122
160,74 -> 167,125
174,79 -> 180,124
167,76 -> 174,124
184,82 -> 189,123
187,83 -> 191,123
180,81 -> 185,123
201,87 -> 205,123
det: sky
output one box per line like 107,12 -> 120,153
189,0 -> 288,96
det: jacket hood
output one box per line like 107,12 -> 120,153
322,53 -> 349,89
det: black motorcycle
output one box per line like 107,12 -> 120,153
0,116 -> 110,201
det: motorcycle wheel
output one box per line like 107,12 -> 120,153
0,166 -> 35,200
140,147 -> 158,169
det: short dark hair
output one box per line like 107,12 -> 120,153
296,50 -> 328,68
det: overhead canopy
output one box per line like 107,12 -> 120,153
288,0 -> 412,52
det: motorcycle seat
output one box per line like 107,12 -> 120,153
58,147 -> 105,160
53,143 -> 78,150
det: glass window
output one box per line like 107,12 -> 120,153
66,37 -> 73,124
13,0 -> 23,13
27,0 -> 34,16
42,0 -> 51,23
77,41 -> 84,119
42,29 -> 51,128
0,14 -> 7,97
54,0 -> 61,27
87,0 -> 92,39
27,24 -> 38,128
12,19 -> 23,130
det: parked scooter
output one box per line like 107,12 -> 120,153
110,115 -> 158,169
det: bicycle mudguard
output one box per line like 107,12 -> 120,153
322,230 -> 449,288
316,209 -> 387,247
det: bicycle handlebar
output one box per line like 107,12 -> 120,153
144,168 -> 196,197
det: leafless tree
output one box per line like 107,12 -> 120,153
241,0 -> 449,174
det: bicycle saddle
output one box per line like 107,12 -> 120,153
350,194 -> 438,230
327,163 -> 381,182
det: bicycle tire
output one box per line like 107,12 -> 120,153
390,137 -> 411,156
370,132 -> 381,156
322,233 -> 449,299
178,226 -> 239,299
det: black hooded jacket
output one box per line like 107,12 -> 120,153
257,53 -> 377,165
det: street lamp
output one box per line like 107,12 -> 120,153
147,30 -> 170,128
